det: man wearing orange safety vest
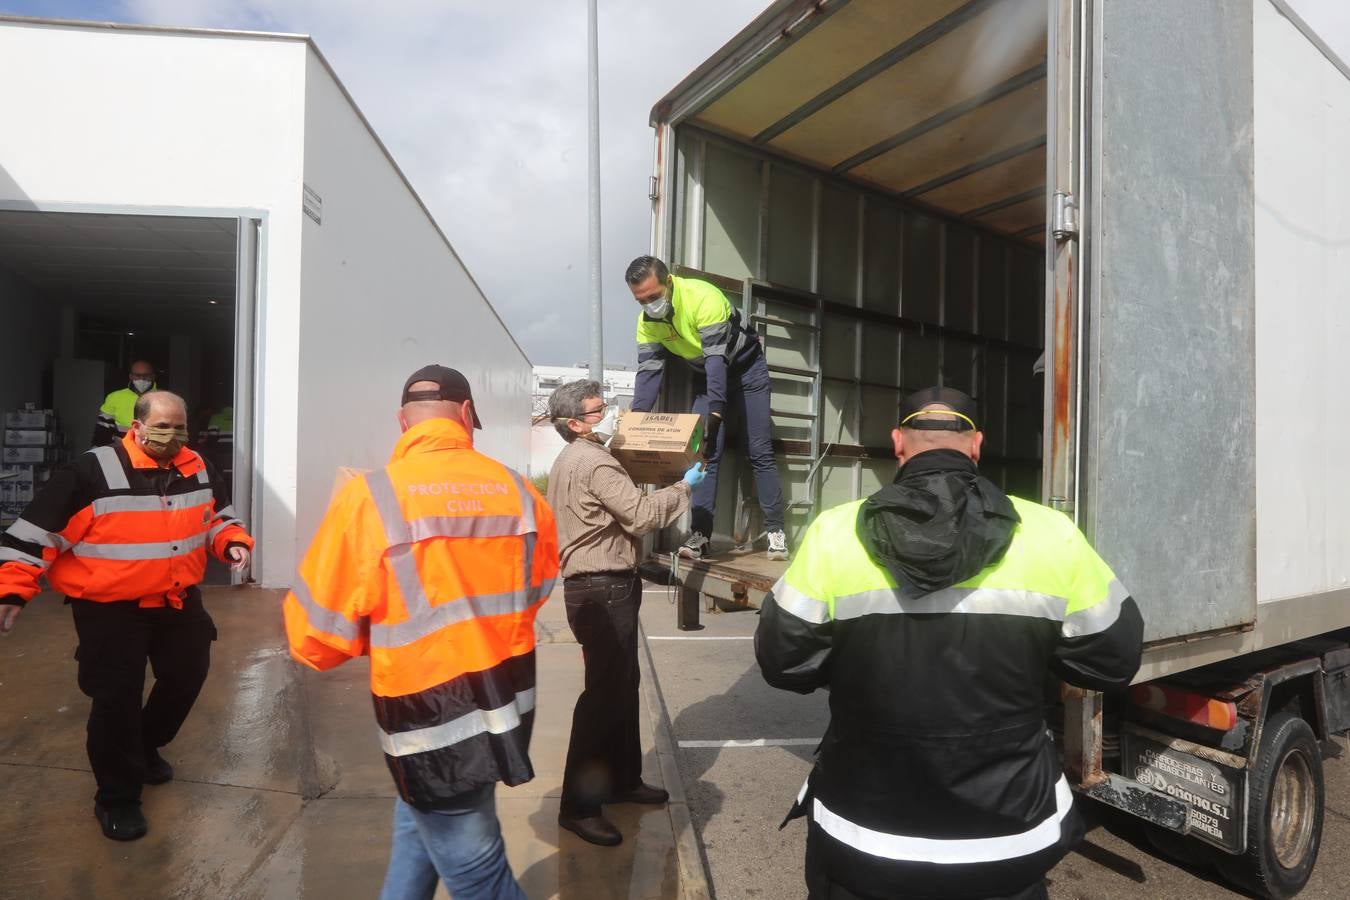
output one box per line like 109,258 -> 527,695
0,391 -> 253,842
284,365 -> 558,900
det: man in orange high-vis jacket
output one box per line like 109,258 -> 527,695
0,391 -> 253,842
284,365 -> 558,900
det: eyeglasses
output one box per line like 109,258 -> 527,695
576,404 -> 608,421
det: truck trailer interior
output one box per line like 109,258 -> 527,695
654,0 -> 1049,556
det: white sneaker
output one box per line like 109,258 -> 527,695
678,531 -> 710,560
767,530 -> 789,561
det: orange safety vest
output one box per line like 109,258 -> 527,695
0,433 -> 253,607
283,417 -> 559,808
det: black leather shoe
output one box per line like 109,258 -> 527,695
144,749 -> 173,785
613,782 -> 669,805
95,804 -> 148,841
558,813 -> 623,846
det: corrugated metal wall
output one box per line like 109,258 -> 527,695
667,127 -> 1045,544
1081,0 -> 1255,642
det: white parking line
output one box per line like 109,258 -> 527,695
678,738 -> 819,748
646,635 -> 753,641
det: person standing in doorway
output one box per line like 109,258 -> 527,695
545,379 -> 705,846
284,365 -> 558,900
1,390 -> 252,841
92,359 -> 158,447
626,255 -> 787,561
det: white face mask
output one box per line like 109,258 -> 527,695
590,407 -> 618,442
131,378 -> 153,393
644,295 -> 671,319
559,405 -> 617,445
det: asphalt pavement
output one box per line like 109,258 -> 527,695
636,586 -> 1350,900
0,586 -> 689,900
7,578 -> 1347,900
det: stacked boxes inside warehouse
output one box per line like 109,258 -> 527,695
0,406 -> 63,527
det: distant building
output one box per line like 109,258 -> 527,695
530,365 -> 636,475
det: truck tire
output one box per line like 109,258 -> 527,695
1218,712 -> 1324,899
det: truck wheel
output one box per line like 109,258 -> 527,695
1218,712 -> 1323,899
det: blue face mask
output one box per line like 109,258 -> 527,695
645,295 -> 671,319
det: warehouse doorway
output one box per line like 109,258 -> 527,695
0,209 -> 258,582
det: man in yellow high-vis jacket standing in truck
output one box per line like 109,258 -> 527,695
626,255 -> 787,561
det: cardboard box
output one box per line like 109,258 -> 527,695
3,429 -> 56,447
609,412 -> 704,486
0,480 -> 34,505
4,410 -> 55,429
1,447 -> 56,465
1,465 -> 36,486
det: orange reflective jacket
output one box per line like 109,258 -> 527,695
283,418 -> 559,808
0,433 -> 253,607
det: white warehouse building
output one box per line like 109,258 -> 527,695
0,17 -> 532,586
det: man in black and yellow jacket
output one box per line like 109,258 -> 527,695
1,391 -> 252,842
626,255 -> 787,561
755,387 -> 1144,900
92,359 -> 157,446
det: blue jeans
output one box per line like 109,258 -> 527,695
692,350 -> 785,536
379,786 -> 525,900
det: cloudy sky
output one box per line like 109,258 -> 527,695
2,0 -> 1347,367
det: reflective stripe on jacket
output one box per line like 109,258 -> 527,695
632,275 -> 758,415
755,490 -> 1143,897
283,418 -> 560,809
0,433 -> 252,607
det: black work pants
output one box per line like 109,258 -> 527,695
71,589 -> 216,808
805,833 -> 1049,900
559,572 -> 643,818
690,350 -> 785,536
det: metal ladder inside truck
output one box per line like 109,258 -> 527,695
738,278 -> 827,547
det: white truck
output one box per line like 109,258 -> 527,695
641,1 -> 1350,896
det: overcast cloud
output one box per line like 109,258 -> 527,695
4,0 -> 1348,366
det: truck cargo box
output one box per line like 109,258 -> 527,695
643,0 -> 1350,682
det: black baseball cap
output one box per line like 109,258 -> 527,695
898,386 -> 978,432
402,364 -> 482,429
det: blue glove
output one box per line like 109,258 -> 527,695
682,462 -> 707,487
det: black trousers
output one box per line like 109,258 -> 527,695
70,589 -> 217,808
559,572 -> 643,818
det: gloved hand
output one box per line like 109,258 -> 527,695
702,413 -> 722,460
682,462 -> 707,487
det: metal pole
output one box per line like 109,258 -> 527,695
587,0 -> 604,381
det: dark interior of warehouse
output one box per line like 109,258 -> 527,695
0,210 -> 239,578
